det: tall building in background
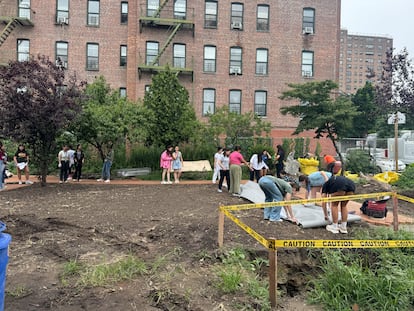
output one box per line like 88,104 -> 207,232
0,0 -> 341,148
339,29 -> 393,94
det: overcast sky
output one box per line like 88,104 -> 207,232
341,0 -> 413,57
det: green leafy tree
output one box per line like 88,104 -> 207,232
143,68 -> 200,147
280,80 -> 359,165
374,48 -> 414,132
205,106 -> 272,147
348,82 -> 378,137
72,76 -> 147,161
0,55 -> 84,185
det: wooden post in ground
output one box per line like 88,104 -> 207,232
392,192 -> 399,231
268,248 -> 277,309
218,208 -> 225,248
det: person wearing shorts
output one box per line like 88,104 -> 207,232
321,175 -> 355,234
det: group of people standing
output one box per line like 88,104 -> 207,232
57,144 -> 85,183
160,145 -> 183,184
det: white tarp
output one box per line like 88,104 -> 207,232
240,181 -> 361,228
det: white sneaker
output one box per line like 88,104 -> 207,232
18,181 -> 23,185
326,224 -> 339,234
167,181 -> 172,184
270,219 -> 283,222
217,189 -> 222,193
97,179 -> 103,182
59,181 -> 63,184
104,179 -> 110,183
25,180 -> 33,184
339,224 -> 348,234
223,184 -> 228,188
161,181 -> 167,184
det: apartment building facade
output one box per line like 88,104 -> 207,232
339,29 -> 393,94
0,0 -> 341,145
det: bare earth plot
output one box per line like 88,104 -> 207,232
0,176 -> 413,310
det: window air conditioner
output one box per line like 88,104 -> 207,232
57,17 -> 69,25
302,70 -> 312,77
303,26 -> 314,34
231,22 -> 243,30
229,66 -> 241,75
55,60 -> 68,69
89,16 -> 99,25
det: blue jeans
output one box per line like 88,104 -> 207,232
258,176 -> 283,221
102,160 -> 112,180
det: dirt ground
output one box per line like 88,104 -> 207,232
0,176 -> 413,311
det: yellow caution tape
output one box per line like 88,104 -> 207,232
222,209 -> 269,249
268,239 -> 414,249
397,194 -> 414,204
221,192 -> 395,211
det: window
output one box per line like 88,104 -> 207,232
147,0 -> 159,17
119,88 -> 126,97
229,90 -> 241,114
18,0 -> 31,19
257,5 -> 269,31
203,45 -> 216,72
87,0 -> 100,26
146,41 -> 159,65
86,43 -> 99,70
256,49 -> 268,75
254,91 -> 267,116
230,3 -> 243,30
120,45 -> 127,66
56,41 -> 68,68
229,47 -> 242,74
202,89 -> 215,116
301,51 -> 313,77
56,0 -> 69,23
302,8 -> 315,34
205,1 -> 217,28
17,39 -> 30,61
121,2 -> 128,24
173,44 -> 186,68
174,0 -> 186,19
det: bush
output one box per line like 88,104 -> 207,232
345,149 -> 378,174
394,165 -> 414,189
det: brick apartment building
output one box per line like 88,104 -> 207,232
339,29 -> 393,94
0,0 -> 341,152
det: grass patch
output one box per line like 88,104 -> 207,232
60,255 -> 148,288
214,247 -> 271,310
308,227 -> 414,311
6,285 -> 32,298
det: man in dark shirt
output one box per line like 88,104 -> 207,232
321,176 -> 355,234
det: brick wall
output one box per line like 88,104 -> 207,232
0,0 -> 341,152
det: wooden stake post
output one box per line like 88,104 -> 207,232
268,248 -> 277,309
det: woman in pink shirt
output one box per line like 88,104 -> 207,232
229,145 -> 252,196
160,145 -> 174,184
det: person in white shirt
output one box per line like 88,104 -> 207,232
212,147 -> 223,184
58,145 -> 70,183
249,150 -> 270,182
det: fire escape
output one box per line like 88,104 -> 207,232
138,0 -> 194,80
0,16 -> 33,48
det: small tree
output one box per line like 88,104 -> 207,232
374,48 -> 414,131
0,55 -> 84,185
143,68 -> 200,147
205,106 -> 272,147
280,80 -> 359,165
349,82 -> 379,137
71,76 -> 147,161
